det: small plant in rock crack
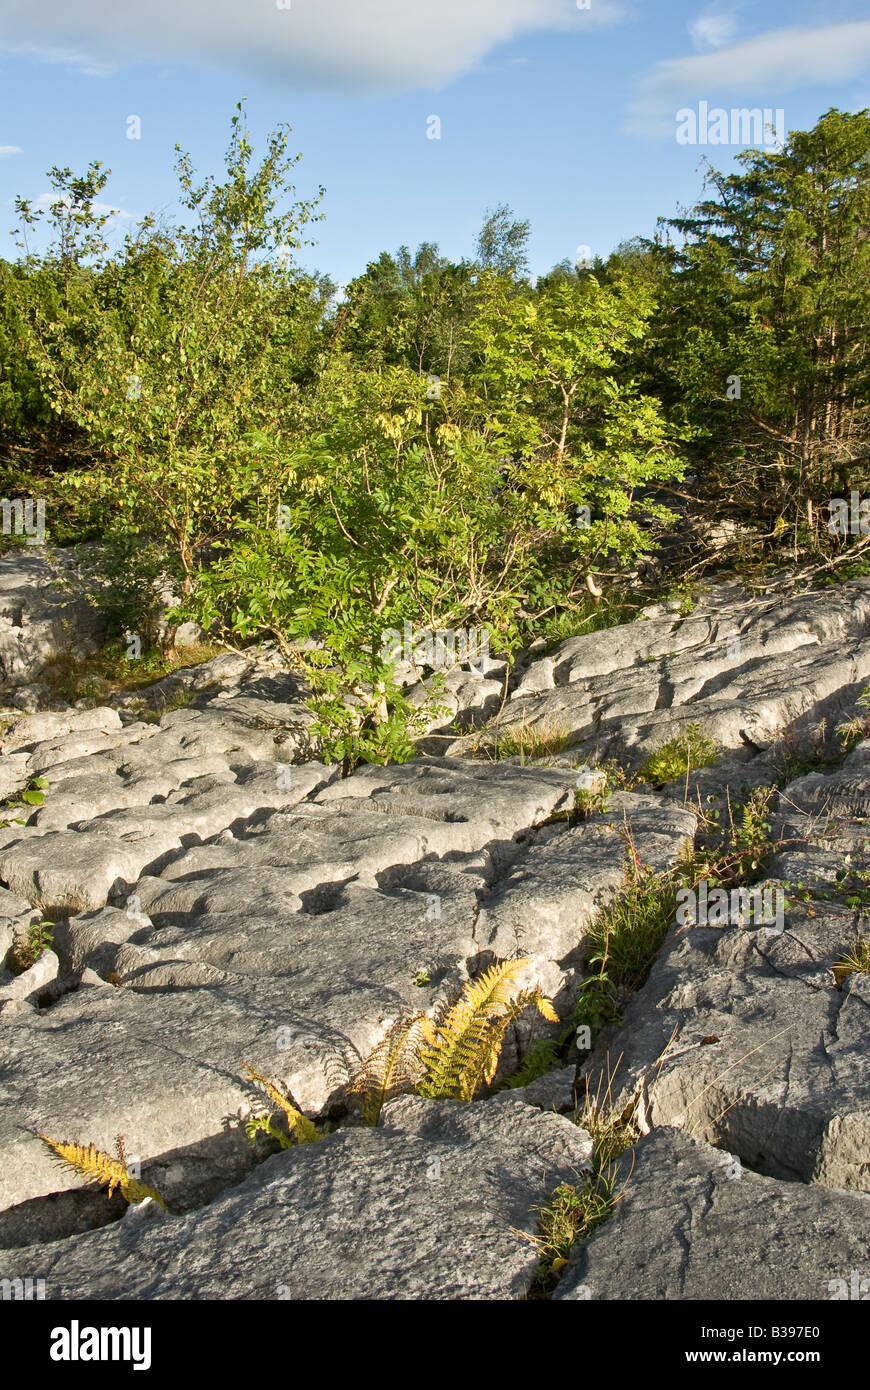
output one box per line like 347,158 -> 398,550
833,936 -> 870,987
347,959 -> 559,1124
688,786 -> 778,888
526,1172 -> 617,1297
6,919 -> 53,975
571,839 -> 677,1045
574,781 -> 610,817
835,684 -> 870,758
475,718 -> 574,764
636,723 -> 717,787
0,776 -> 49,826
20,776 -> 49,807
239,1061 -> 323,1147
524,1060 -> 641,1297
501,1037 -> 563,1089
768,715 -> 864,782
37,1133 -> 166,1208
786,857 -> 870,911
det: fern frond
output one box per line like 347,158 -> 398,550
536,996 -> 560,1024
239,1061 -> 321,1144
347,1013 -> 429,1125
418,960 -> 559,1102
38,1134 -> 166,1208
245,1113 -> 293,1150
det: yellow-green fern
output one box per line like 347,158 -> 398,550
38,1133 -> 166,1208
418,958 -> 558,1101
348,958 -> 559,1119
346,1012 -> 430,1125
239,1061 -> 322,1146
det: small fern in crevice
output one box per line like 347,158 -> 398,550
418,959 -> 559,1102
239,1061 -> 322,1147
347,958 -> 558,1123
346,1013 -> 431,1126
37,1133 -> 166,1208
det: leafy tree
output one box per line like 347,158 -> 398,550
660,107 -> 870,551
342,242 -> 478,380
467,271 -> 684,597
8,104 -> 323,629
475,204 -> 531,280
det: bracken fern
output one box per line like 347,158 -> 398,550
418,959 -> 558,1101
37,1133 -> 166,1208
348,958 -> 559,1121
240,1060 -> 322,1146
346,1013 -> 431,1125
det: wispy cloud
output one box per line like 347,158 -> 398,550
688,5 -> 740,52
626,20 -> 870,139
0,0 -> 625,93
0,145 -> 22,157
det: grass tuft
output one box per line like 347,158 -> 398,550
637,722 -> 718,787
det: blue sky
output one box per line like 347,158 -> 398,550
1,0 -> 869,283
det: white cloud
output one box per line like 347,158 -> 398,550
0,0 -> 625,93
688,5 -> 740,52
626,20 -> 870,138
0,144 -> 22,156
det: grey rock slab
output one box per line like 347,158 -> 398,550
17,859 -> 488,1121
0,1095 -> 594,1300
0,546 -> 105,687
30,755 -> 237,830
316,757 -> 578,848
0,982 -> 301,1228
0,948 -> 59,1018
483,581 -> 870,764
476,793 -> 697,968
2,705 -> 122,751
127,651 -> 256,707
581,895 -> 870,1193
777,740 -> 870,821
142,801 -> 478,898
142,767 -> 573,915
0,764 -> 331,911
0,885 -> 42,957
504,1065 -> 578,1114
555,1126 -> 870,1301
0,749 -> 31,801
25,725 -> 152,777
513,655 -> 556,697
104,884 -> 482,1109
51,905 -> 150,978
550,613 -> 718,684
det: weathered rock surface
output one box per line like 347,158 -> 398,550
556,1127 -> 870,1301
1,575 -> 869,1300
0,1095 -> 593,1299
0,547 -> 105,690
582,743 -> 870,1194
443,578 -> 870,776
